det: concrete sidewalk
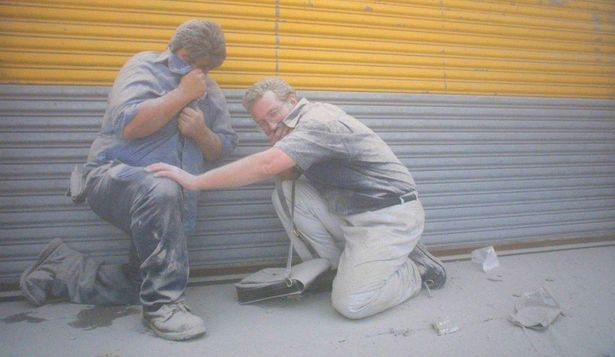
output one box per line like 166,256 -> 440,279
1,246 -> 615,357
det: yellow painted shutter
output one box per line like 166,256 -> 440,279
1,0 -> 614,97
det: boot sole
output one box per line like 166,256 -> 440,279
19,238 -> 65,305
415,243 -> 447,289
144,319 -> 207,341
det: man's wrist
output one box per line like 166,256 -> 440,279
192,124 -> 213,143
172,86 -> 196,106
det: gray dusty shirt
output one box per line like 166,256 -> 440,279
274,98 -> 416,215
85,49 -> 238,232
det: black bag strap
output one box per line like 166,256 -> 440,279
276,179 -> 319,284
275,179 -> 295,283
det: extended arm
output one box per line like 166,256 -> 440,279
145,147 -> 296,190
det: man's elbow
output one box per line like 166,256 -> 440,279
122,126 -> 138,140
122,122 -> 150,140
122,106 -> 154,140
260,153 -> 289,179
259,148 -> 295,179
277,167 -> 299,181
261,160 -> 279,179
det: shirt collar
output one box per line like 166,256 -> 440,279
155,49 -> 208,101
160,49 -> 193,75
282,98 -> 309,128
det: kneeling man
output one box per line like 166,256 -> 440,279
147,78 -> 446,319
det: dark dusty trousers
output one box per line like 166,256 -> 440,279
67,162 -> 189,310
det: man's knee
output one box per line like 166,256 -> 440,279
147,178 -> 183,206
331,288 -> 375,320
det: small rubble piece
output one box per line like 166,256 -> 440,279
387,328 -> 411,337
486,272 -> 504,282
509,287 -> 562,330
432,316 -> 460,336
471,246 -> 500,272
366,328 -> 411,338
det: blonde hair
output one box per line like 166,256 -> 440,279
242,78 -> 296,113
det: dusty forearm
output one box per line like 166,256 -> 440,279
192,153 -> 270,189
192,127 -> 223,161
123,88 -> 192,139
191,148 -> 295,190
145,149 -> 295,192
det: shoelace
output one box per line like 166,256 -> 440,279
160,302 -> 190,322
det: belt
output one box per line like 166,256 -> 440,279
376,191 -> 417,210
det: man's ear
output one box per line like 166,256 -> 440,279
289,95 -> 298,105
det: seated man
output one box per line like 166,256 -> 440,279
146,78 -> 446,319
20,19 -> 238,341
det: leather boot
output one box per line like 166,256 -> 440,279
20,238 -> 100,305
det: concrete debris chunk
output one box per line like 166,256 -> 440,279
432,316 -> 459,336
471,246 -> 500,272
509,287 -> 562,330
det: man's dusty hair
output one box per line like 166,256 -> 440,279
169,19 -> 226,69
242,78 -> 296,113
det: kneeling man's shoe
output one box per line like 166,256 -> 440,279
409,243 -> 447,289
143,302 -> 206,341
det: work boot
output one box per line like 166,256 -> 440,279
409,243 -> 447,289
19,238 -> 100,305
143,302 -> 206,341
20,238 -> 66,305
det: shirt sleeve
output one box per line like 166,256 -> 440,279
203,78 -> 239,158
274,118 -> 349,171
107,55 -> 167,138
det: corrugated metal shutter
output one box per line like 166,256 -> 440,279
0,84 -> 287,284
1,0 -> 614,97
1,0 -> 614,285
2,84 -> 615,283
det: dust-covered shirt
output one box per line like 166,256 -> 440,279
274,98 -> 416,216
85,49 -> 238,232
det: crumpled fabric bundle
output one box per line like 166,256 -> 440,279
509,287 -> 562,330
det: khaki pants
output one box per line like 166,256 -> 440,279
273,179 -> 424,319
